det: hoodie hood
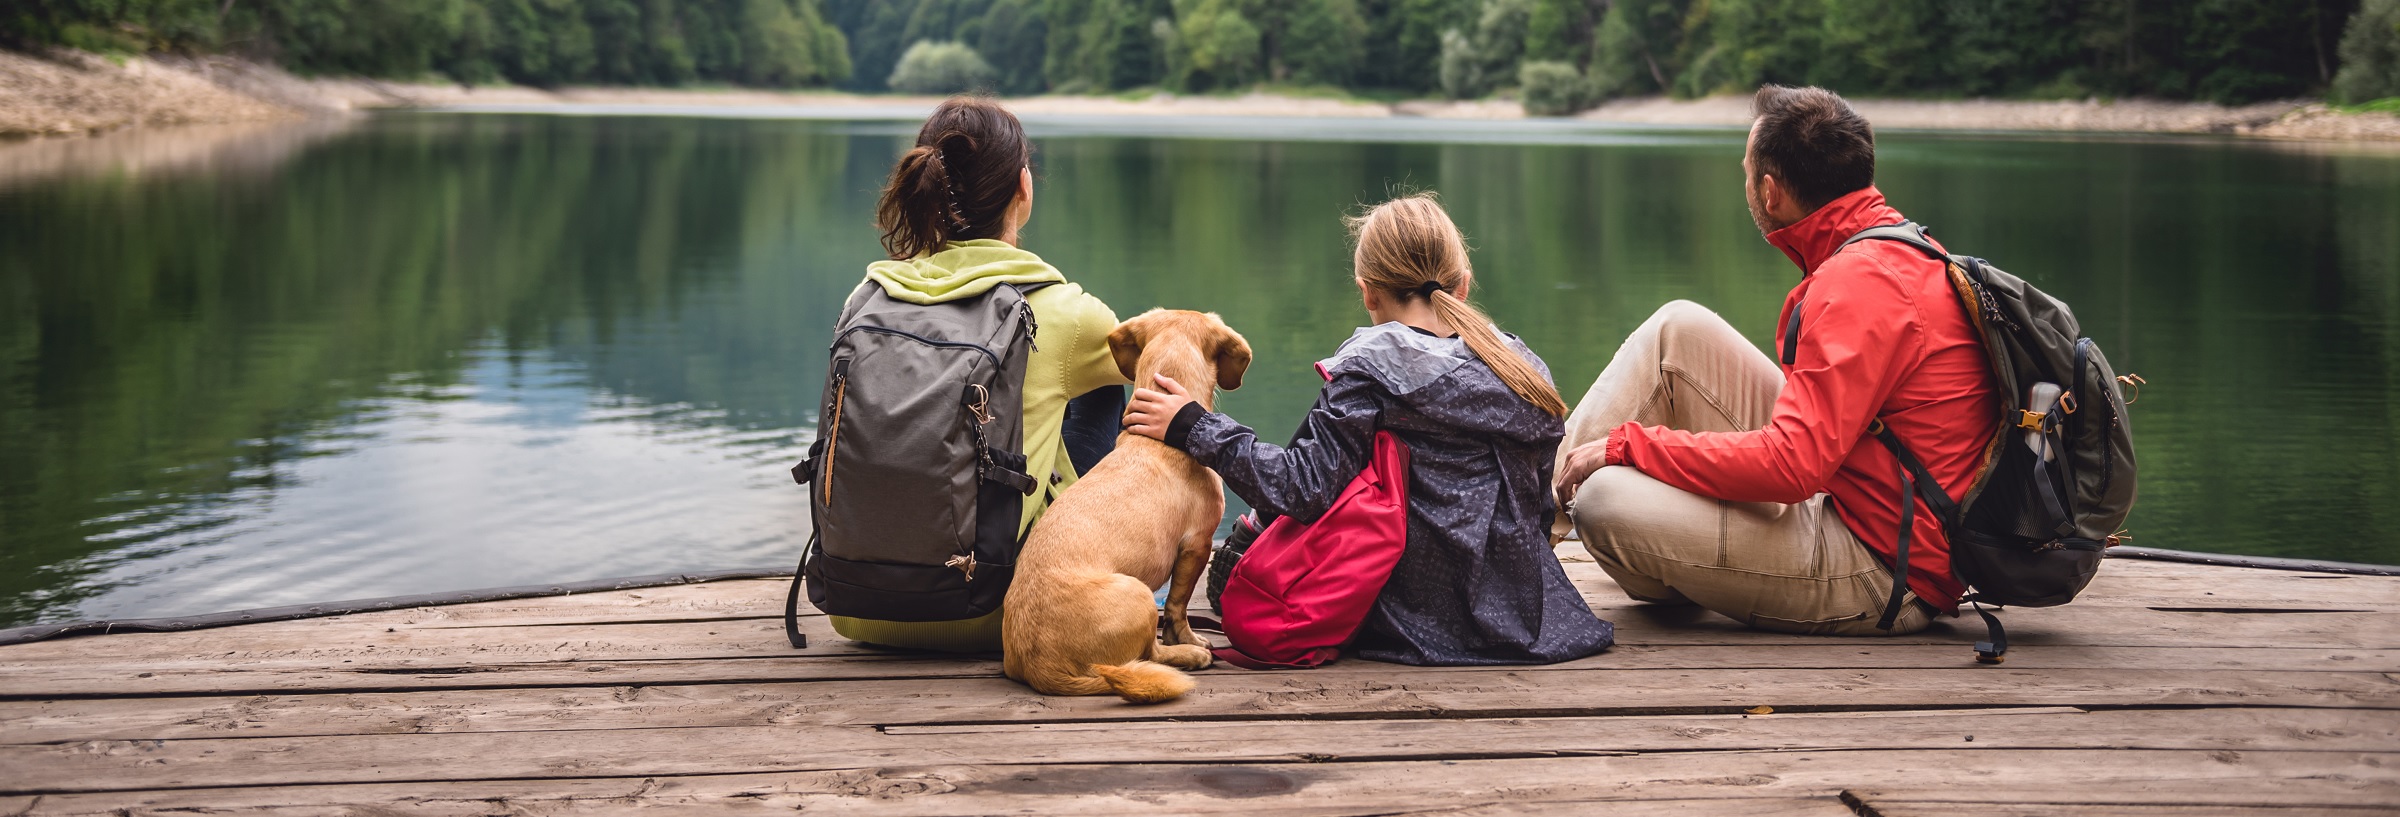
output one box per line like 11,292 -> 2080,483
1321,322 -> 1563,446
865,239 -> 1066,304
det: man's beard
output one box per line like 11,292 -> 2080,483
1746,186 -> 1784,238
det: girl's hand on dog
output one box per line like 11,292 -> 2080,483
1123,374 -> 1195,441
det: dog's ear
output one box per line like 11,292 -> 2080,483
1106,310 -> 1160,384
1209,313 -> 1252,391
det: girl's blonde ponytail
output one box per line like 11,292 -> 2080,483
1425,289 -> 1569,417
1348,194 -> 1568,418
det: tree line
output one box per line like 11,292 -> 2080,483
6,0 -> 852,87
8,0 -> 2396,106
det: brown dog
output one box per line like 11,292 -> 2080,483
1002,309 -> 1251,703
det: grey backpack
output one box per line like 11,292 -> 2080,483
1811,222 -> 2139,663
784,280 -> 1046,648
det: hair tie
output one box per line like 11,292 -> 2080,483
1416,280 -> 1447,299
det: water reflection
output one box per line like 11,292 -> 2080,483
0,113 -> 2394,627
0,117 -> 359,190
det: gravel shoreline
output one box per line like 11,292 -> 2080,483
6,48 -> 2397,143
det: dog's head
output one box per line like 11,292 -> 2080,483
1107,309 -> 1252,393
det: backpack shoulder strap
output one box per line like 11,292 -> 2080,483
1785,222 -> 1945,367
1842,221 -> 1946,260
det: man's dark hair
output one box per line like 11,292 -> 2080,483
1749,85 -> 1876,211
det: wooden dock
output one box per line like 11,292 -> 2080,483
2,547 -> 2395,815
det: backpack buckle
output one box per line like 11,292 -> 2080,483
2057,390 -> 2078,415
2013,409 -> 2049,431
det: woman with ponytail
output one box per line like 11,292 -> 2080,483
1124,193 -> 1612,665
828,97 -> 1130,652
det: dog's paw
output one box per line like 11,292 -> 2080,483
1154,643 -> 1212,670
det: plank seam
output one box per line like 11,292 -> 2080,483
5,748 -> 2393,798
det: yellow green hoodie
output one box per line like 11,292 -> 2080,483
832,240 -> 1128,651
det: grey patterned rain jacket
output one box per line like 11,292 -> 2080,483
1170,323 -> 1615,665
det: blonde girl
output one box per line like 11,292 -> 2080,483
1123,193 -> 1612,665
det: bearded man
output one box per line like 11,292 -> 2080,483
1554,84 -> 2000,635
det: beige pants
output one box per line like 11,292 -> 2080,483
1564,301 -> 1933,636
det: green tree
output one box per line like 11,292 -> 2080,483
1810,0 -> 1939,96
887,38 -> 997,92
825,0 -> 919,90
1163,0 -> 1261,91
1664,0 -> 1804,98
2180,0 -> 2351,104
1518,58 -> 1592,113
2336,0 -> 2400,102
1043,0 -> 1169,92
1263,0 -> 1368,86
735,0 -> 850,86
1438,0 -> 1529,99
1359,0 -> 1475,92
973,0 -> 1049,94
1589,0 -> 1685,97
1522,0 -> 1594,63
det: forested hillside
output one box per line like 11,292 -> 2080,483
4,0 -> 853,87
5,0 -> 2386,106
843,0 -> 2359,105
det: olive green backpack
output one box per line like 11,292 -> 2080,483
1832,222 -> 2141,663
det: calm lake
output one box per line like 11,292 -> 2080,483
2,111 -> 2396,628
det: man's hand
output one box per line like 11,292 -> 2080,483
1555,439 -> 1611,508
1122,373 -> 1196,442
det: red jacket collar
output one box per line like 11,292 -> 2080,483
1765,187 -> 1906,275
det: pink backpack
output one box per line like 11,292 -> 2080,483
1213,429 -> 1411,669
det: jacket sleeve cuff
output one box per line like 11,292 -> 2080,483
1604,422 -> 1638,467
1163,401 -> 1208,450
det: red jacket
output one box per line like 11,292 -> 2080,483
1603,187 -> 1997,611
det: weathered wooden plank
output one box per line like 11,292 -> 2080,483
1371,801 -> 1860,817
4,560 -> 2390,686
1868,805 -> 2397,817
10,794 -> 1863,817
20,750 -> 2399,815
6,640 -> 2391,703
0,611 -> 866,669
4,645 -> 2385,736
3,665 -> 2393,750
10,796 -> 1867,817
3,596 -> 2388,693
1559,552 -> 2400,607
4,557 -> 2379,667
7,707 -> 2392,794
1596,602 -> 2393,649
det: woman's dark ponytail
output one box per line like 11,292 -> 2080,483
877,98 -> 1031,260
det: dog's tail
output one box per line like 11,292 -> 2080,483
1089,660 -> 1194,704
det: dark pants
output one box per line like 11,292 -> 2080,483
1061,386 -> 1124,477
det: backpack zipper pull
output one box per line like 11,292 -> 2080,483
821,359 -> 851,504
944,553 -> 978,581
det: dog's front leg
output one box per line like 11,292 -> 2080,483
1146,527 -> 1215,672
1160,528 -> 1212,648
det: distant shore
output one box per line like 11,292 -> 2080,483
6,48 -> 2398,143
